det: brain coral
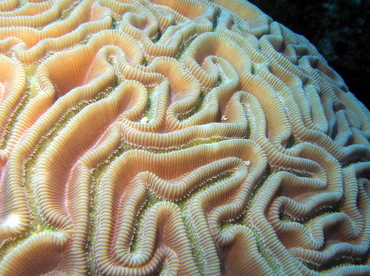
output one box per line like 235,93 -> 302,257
0,0 -> 370,275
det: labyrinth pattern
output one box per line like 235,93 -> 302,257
1,0 -> 370,275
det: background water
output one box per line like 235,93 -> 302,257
249,0 -> 370,108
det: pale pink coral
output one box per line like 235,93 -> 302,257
0,0 -> 370,275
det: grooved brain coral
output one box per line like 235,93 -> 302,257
0,0 -> 370,275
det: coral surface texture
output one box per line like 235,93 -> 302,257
0,0 -> 370,275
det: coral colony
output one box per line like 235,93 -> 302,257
0,0 -> 369,275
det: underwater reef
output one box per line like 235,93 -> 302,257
0,0 -> 370,275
